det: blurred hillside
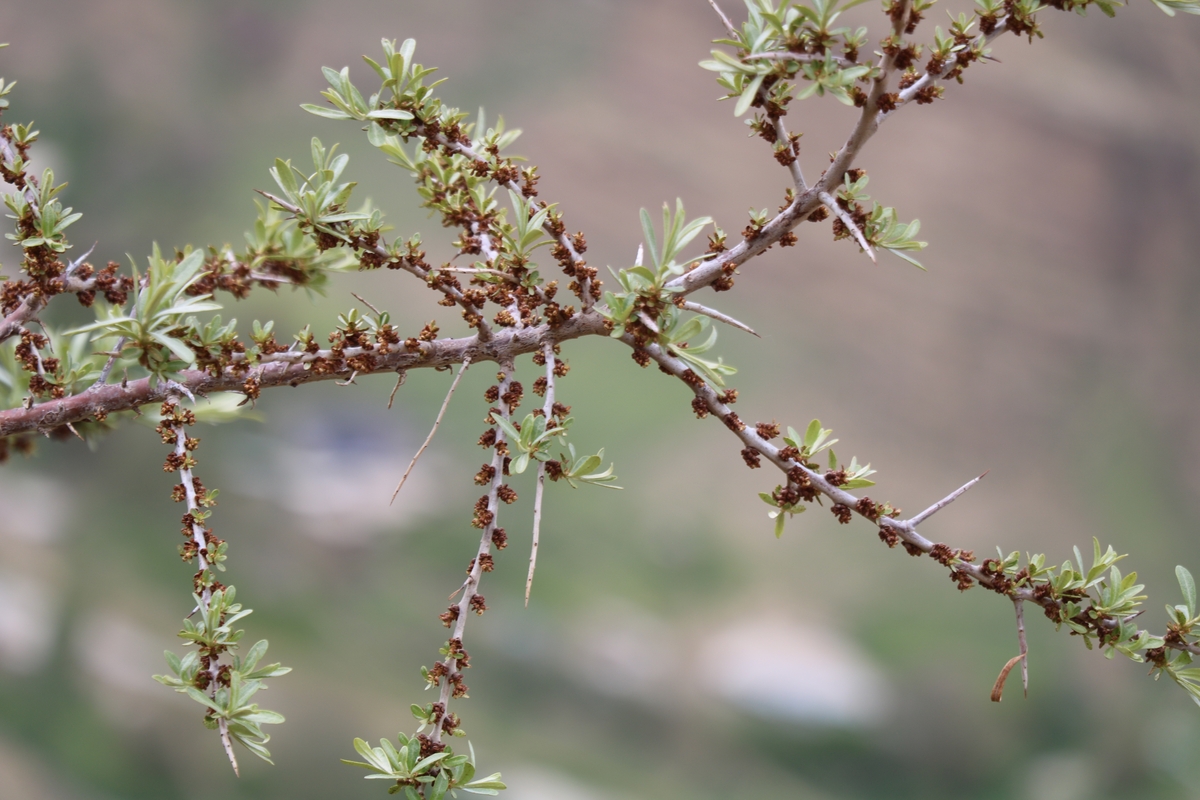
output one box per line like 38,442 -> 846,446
3,1 -> 1200,798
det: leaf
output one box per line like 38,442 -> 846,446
491,415 -> 521,445
301,103 -> 354,120
639,208 -> 660,269
734,73 -> 766,117
1179,565 -> 1196,618
804,419 -> 821,449
366,108 -> 415,120
353,737 -> 392,773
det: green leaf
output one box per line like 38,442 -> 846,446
492,415 -> 521,445
1179,565 -> 1196,618
804,419 -> 821,449
301,103 -> 354,120
366,108 -> 415,120
734,73 -> 765,117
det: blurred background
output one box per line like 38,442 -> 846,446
3,0 -> 1200,797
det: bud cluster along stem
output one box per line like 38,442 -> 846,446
425,361 -> 518,749
158,398 -> 238,771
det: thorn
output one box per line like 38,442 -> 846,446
680,300 -> 759,337
163,380 -> 196,403
255,189 -> 301,215
819,191 -> 876,263
906,472 -> 986,528
219,718 -> 240,776
526,462 -> 547,607
636,311 -> 660,335
335,370 -> 359,387
65,422 -> 84,441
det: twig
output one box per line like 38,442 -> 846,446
907,471 -> 988,528
819,191 -> 876,262
679,300 -> 759,337
1015,598 -> 1028,698
350,292 -> 383,317
390,356 -> 472,504
387,370 -> 407,410
707,0 -> 739,37
895,18 -> 1011,109
773,115 -> 807,191
89,336 -> 127,390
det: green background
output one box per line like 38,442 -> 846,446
3,1 -> 1200,798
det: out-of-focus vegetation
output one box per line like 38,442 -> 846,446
4,1 -> 1200,798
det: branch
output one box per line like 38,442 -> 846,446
623,331 -> 1200,670
434,136 -> 598,310
257,189 -> 494,341
0,311 -> 608,439
895,19 -> 1011,110
428,359 -> 518,746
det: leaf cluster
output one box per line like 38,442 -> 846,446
154,588 -> 290,764
342,734 -> 506,798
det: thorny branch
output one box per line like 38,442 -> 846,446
426,360 -> 518,749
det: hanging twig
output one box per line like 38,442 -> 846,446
390,356 -> 472,504
350,291 -> 383,317
89,336 -> 127,390
387,370 -> 407,410
526,341 -> 557,606
1015,598 -> 1028,698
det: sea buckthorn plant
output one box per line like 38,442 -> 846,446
2,0 -> 1200,796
